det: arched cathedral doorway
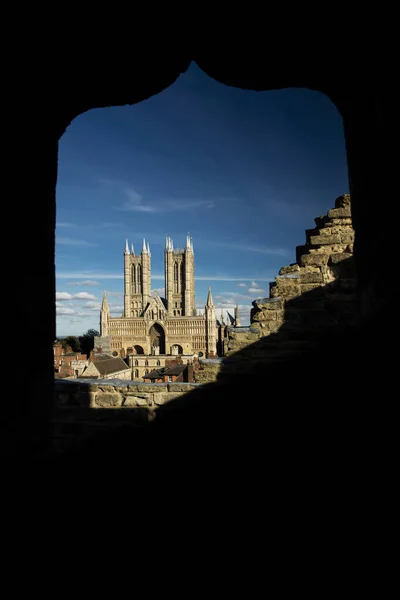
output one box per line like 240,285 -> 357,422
149,323 -> 165,355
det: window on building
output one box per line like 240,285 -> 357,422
134,369 -> 139,378
156,360 -> 160,366
135,359 -> 138,366
168,376 -> 173,382
145,360 -> 148,366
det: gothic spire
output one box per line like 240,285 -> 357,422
101,291 -> 109,312
142,238 -> 148,253
147,241 -> 151,256
206,286 -> 214,307
131,243 -> 135,255
124,239 -> 129,254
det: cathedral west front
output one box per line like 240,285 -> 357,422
96,236 -> 218,360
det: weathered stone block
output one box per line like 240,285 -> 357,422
275,284 -> 301,297
340,231 -> 355,243
264,321 -> 282,333
334,193 -> 351,208
299,272 -> 324,283
95,393 -> 123,408
279,264 -> 300,275
124,395 -> 152,407
276,276 -> 300,284
329,253 -> 353,264
309,244 -> 348,254
300,254 -> 330,266
310,234 -> 341,245
330,218 -> 352,226
130,384 -> 168,392
300,283 -> 323,293
327,207 -> 352,218
167,383 -> 197,392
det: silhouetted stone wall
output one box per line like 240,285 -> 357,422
227,194 -> 356,355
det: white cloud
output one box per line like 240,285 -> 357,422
152,287 -> 165,296
67,280 -> 99,287
56,307 -> 75,315
248,288 -> 266,294
237,283 -> 247,288
251,281 -> 260,288
73,292 -> 97,300
56,291 -> 98,301
56,292 -> 73,300
85,302 -> 101,311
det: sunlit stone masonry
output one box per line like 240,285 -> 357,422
226,194 -> 356,357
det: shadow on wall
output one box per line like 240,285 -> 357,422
45,259 -> 395,481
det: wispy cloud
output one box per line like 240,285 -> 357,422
248,287 -> 266,294
67,280 -> 99,287
119,187 -> 214,213
56,222 -> 76,228
236,283 -> 247,288
213,241 -> 290,256
56,237 -> 97,247
56,291 -> 98,300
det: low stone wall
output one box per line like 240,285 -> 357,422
54,378 -> 199,410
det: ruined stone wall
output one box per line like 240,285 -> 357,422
227,194 -> 356,355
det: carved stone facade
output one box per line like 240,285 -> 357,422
96,236 -> 218,358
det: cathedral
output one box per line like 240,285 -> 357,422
96,236 -> 219,359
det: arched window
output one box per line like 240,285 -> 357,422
174,262 -> 178,293
145,369 -> 149,375
138,264 -> 142,293
135,359 -> 138,366
134,369 -> 139,378
156,360 -> 160,366
132,264 -> 136,292
145,359 -> 148,366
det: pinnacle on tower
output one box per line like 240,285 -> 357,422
186,234 -> 191,250
131,243 -> 135,255
206,286 -> 214,307
101,291 -> 109,312
125,239 -> 130,254
142,238 -> 147,253
147,241 -> 151,256
234,303 -> 241,326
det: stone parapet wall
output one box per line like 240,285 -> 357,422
227,194 -> 356,356
55,378 -> 200,410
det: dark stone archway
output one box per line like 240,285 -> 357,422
134,345 -> 144,355
149,323 -> 165,355
15,31 -> 394,462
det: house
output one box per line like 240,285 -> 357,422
143,364 -> 189,383
80,354 -> 131,380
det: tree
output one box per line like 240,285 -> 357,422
62,336 -> 81,352
79,329 -> 100,357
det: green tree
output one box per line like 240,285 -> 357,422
62,336 -> 81,352
79,329 -> 100,357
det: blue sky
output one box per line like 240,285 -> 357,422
56,62 -> 349,336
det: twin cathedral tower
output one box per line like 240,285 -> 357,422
98,235 -> 220,358
123,235 -> 195,319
